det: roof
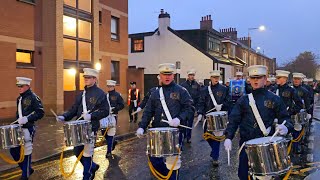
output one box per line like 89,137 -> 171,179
129,28 -> 158,38
167,27 -> 232,65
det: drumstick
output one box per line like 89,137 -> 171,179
76,110 -> 91,121
131,111 -> 139,115
50,109 -> 58,118
10,111 -> 35,124
227,149 -> 230,166
206,107 -> 216,114
161,120 -> 192,130
269,120 -> 286,142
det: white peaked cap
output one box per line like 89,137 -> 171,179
275,70 -> 290,78
16,77 -> 32,85
247,65 -> 267,77
292,73 -> 304,79
210,70 -> 221,77
236,72 -> 243,76
159,63 -> 175,74
106,80 -> 117,86
83,68 -> 99,78
187,69 -> 196,75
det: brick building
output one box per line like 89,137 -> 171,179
0,0 -> 129,119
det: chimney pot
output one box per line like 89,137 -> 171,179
209,15 -> 211,20
160,9 -> 164,14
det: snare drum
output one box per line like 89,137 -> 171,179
99,115 -> 116,129
205,111 -> 228,132
291,111 -> 307,125
147,127 -> 180,157
0,124 -> 23,150
245,136 -> 291,176
63,120 -> 92,147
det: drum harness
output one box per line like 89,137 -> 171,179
96,93 -> 113,146
146,87 -> 181,180
202,86 -> 226,142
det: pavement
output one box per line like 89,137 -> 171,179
1,98 -> 320,179
0,107 -> 140,171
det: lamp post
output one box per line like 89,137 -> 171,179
247,25 -> 265,66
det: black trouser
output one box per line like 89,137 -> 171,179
129,102 -> 138,122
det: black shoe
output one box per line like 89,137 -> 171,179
90,164 -> 100,180
186,139 -> 191,143
212,160 -> 219,167
112,140 -> 118,151
20,169 -> 34,180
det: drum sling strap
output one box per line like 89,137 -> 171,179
159,87 -> 173,121
208,86 -> 220,111
248,93 -> 268,136
82,90 -> 88,114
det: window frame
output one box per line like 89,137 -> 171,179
111,61 -> 120,84
16,49 -> 34,67
111,16 -> 120,41
17,0 -> 36,5
131,37 -> 145,53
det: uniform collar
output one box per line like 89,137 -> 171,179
20,88 -> 32,97
211,83 -> 219,88
252,87 -> 267,95
108,89 -> 116,93
279,83 -> 288,88
85,84 -> 97,91
162,81 -> 175,88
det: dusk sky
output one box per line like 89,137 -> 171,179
128,0 -> 320,65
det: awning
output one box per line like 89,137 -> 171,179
236,57 -> 247,65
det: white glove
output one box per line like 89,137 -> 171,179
224,139 -> 232,151
110,107 -> 115,114
276,124 -> 288,135
56,116 -> 65,122
307,114 -> 312,120
18,117 -> 28,125
215,104 -> 222,112
197,115 -> 203,122
136,128 -> 144,138
300,109 -> 306,113
168,118 -> 180,127
136,107 -> 142,112
83,113 -> 91,121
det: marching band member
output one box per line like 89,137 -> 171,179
128,82 -> 141,123
197,70 -> 229,166
137,75 -> 161,112
102,80 -> 124,158
11,77 -> 44,180
292,73 -> 312,153
274,70 -> 303,116
180,69 -> 201,143
266,78 -> 276,92
224,65 -> 293,180
136,63 -> 195,180
56,68 -> 108,180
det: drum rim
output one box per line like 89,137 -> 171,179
148,127 -> 179,131
0,124 -> 21,128
147,152 -> 181,157
250,166 -> 291,176
64,120 -> 90,124
206,111 -> 228,116
245,136 -> 285,146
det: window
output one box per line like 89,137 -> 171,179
220,67 -> 225,83
64,0 -> 76,7
78,41 -> 91,61
63,69 -> 76,91
16,50 -> 33,64
78,19 -> 91,40
18,0 -> 35,4
63,15 -> 76,37
111,16 -> 119,40
131,38 -> 144,53
79,73 -> 85,90
78,0 -> 91,13
208,37 -> 220,52
230,44 -> 235,57
63,38 -> 76,60
99,11 -> 102,24
111,61 -> 120,83
243,52 -> 247,63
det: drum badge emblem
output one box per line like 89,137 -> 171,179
282,91 -> 291,97
111,96 -> 117,101
264,100 -> 274,108
170,92 -> 180,100
216,91 -> 223,97
298,91 -> 303,97
89,97 -> 97,105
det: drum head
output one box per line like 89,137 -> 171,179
65,120 -> 90,125
148,127 -> 178,131
206,111 -> 227,116
246,136 -> 283,145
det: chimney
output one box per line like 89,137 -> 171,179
158,9 -> 170,34
200,14 -> 213,30
220,27 -> 238,40
238,37 -> 252,48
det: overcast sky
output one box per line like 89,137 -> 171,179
128,0 -> 320,65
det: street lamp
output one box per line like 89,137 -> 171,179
247,25 -> 265,66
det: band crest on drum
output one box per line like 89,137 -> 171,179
282,91 -> 291,97
170,92 -> 180,100
89,97 -> 97,104
216,91 -> 223,97
264,100 -> 274,109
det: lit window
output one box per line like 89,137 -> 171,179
131,38 -> 144,53
64,0 -> 76,7
16,50 -> 32,64
111,16 -> 119,40
63,69 -> 76,91
63,38 -> 76,60
111,61 -> 120,83
78,41 -> 91,61
63,15 -> 76,37
78,19 -> 91,40
79,0 -> 91,13
79,73 -> 85,90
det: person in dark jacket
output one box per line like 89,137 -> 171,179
10,77 -> 44,180
56,68 -> 108,180
128,82 -> 141,123
273,70 -> 303,116
136,63 -> 195,180
102,80 -> 124,158
224,65 -> 293,180
197,70 -> 229,166
180,69 -> 201,143
137,75 -> 161,111
266,78 -> 276,92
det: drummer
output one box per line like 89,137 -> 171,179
224,65 -> 293,180
197,70 -> 229,166
102,80 -> 124,158
136,63 -> 195,180
56,68 -> 108,180
292,73 -> 312,153
11,77 -> 44,180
